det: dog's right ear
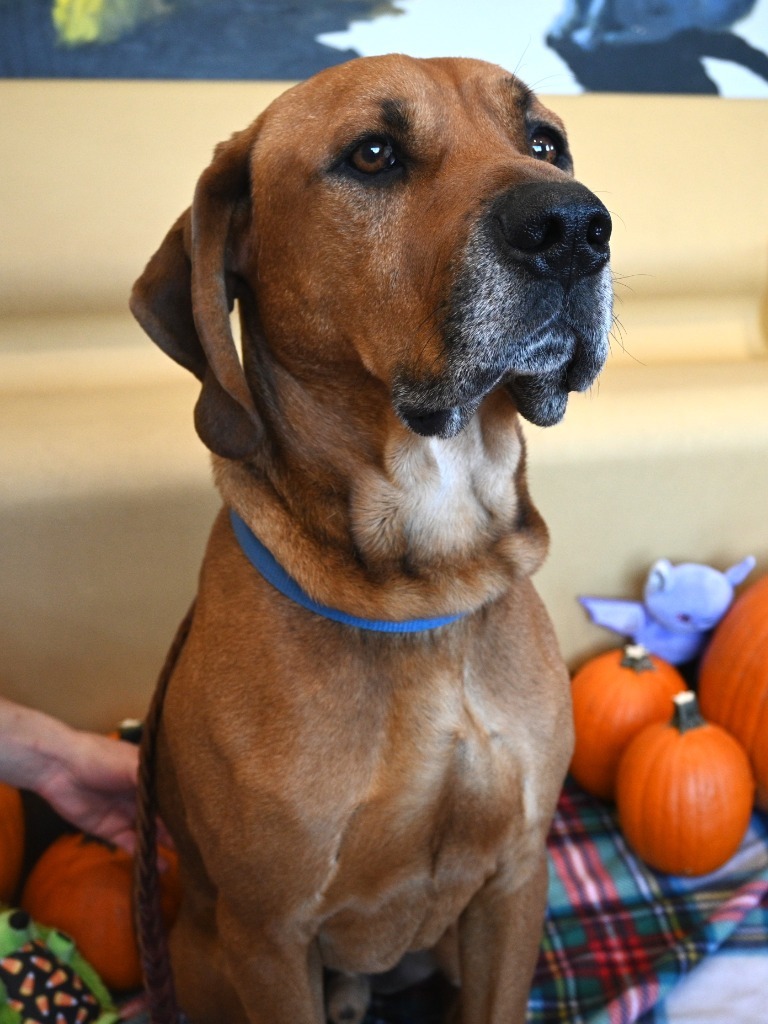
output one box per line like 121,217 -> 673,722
130,126 -> 263,460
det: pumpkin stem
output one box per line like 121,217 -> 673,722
621,644 -> 656,672
672,691 -> 707,733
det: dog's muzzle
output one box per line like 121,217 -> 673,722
396,179 -> 614,438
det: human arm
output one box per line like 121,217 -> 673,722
0,697 -> 140,852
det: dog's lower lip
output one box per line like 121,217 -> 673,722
400,407 -> 456,437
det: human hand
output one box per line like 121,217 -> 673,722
36,729 -> 142,852
0,698 -> 171,852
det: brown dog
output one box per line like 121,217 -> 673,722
131,53 -> 612,1024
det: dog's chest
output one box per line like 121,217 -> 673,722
315,671 -> 543,971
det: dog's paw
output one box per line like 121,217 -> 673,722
325,971 -> 371,1024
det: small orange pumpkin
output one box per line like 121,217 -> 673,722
699,574 -> 768,810
0,782 -> 25,903
21,832 -> 181,991
616,692 -> 755,876
569,645 -> 688,800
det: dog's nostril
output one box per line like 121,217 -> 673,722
509,215 -> 563,254
587,212 -> 612,248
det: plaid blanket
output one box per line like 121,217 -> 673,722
121,779 -> 768,1024
530,779 -> 768,1024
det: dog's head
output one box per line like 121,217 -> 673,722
131,54 -> 612,458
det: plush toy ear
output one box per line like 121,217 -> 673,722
130,125 -> 262,459
646,559 -> 674,594
724,555 -> 756,588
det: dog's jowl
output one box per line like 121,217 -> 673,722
132,54 -> 612,1024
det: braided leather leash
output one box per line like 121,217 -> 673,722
134,601 -> 196,1024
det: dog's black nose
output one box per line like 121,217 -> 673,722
493,181 -> 611,280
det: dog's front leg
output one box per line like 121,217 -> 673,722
456,852 -> 548,1024
216,899 -> 326,1024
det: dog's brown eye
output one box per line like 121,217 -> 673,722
530,132 -> 560,164
348,137 -> 399,175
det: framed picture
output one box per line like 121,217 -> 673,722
2,0 -> 767,95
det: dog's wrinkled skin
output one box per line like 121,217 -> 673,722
131,54 -> 612,1024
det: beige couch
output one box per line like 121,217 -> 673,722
2,80 -> 767,729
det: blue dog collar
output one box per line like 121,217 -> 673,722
229,509 -> 466,634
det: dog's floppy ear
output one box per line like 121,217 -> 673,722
130,126 -> 262,459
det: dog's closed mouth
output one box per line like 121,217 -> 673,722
393,368 -> 498,439
396,337 -> 599,436
502,343 -> 602,428
503,374 -> 568,428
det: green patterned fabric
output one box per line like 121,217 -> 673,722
0,908 -> 118,1024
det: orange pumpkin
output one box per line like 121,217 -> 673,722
569,645 -> 687,800
0,782 -> 24,903
616,692 -> 755,876
699,574 -> 768,811
20,833 -> 181,991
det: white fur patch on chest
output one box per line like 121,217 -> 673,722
350,413 -> 521,563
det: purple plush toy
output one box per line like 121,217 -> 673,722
580,556 -> 756,664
